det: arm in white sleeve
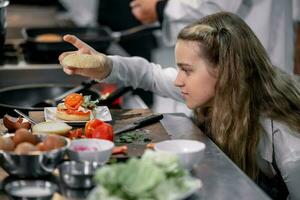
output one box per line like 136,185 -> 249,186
273,123 -> 300,200
102,55 -> 183,102
279,159 -> 300,200
162,0 -> 244,45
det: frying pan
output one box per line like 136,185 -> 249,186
0,84 -> 100,117
21,24 -> 160,63
0,83 -> 133,118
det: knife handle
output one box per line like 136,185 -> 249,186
133,114 -> 163,127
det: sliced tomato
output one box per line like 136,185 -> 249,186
92,125 -> 114,141
85,119 -> 104,138
85,119 -> 114,141
68,128 -> 83,139
65,93 -> 84,110
112,145 -> 128,154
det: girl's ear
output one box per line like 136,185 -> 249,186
213,66 -> 219,77
208,65 -> 219,79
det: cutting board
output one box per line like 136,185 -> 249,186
29,109 -> 171,158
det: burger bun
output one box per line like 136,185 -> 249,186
61,53 -> 104,68
56,109 -> 90,121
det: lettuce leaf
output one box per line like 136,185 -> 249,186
89,150 -> 201,200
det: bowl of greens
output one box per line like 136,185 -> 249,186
87,150 -> 202,200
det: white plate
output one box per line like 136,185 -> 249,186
87,177 -> 202,200
175,178 -> 202,200
44,106 -> 112,125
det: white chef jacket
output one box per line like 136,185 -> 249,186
161,0 -> 294,74
102,55 -> 300,200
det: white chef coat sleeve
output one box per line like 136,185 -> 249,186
281,159 -> 300,200
101,55 -> 183,102
273,123 -> 300,200
162,0 -> 244,46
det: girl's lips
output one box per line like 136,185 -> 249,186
181,92 -> 188,97
181,91 -> 188,95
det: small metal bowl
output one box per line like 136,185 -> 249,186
4,180 -> 58,200
60,186 -> 92,199
58,161 -> 100,189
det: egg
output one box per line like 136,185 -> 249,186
43,135 -> 65,151
13,128 -> 38,146
14,142 -> 38,154
36,142 -> 46,151
0,136 -> 15,151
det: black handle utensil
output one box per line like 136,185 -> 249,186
114,114 -> 163,135
32,79 -> 97,107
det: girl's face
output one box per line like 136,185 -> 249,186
175,40 -> 218,109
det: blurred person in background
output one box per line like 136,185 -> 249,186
130,0 -> 295,75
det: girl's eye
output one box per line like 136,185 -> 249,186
181,68 -> 191,75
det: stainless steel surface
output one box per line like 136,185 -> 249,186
4,179 -> 58,200
161,113 -> 271,200
0,111 -> 271,199
13,109 -> 37,125
58,161 -> 99,189
0,134 -> 70,178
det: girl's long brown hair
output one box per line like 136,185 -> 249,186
178,12 -> 300,179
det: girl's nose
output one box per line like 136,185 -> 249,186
175,72 -> 184,87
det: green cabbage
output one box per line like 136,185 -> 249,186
88,150 -> 201,200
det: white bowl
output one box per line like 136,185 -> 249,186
154,139 -> 205,170
67,139 -> 114,164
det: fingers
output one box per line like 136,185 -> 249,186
63,66 -> 87,76
58,51 -> 76,63
63,66 -> 77,75
63,34 -> 90,50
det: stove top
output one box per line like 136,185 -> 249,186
0,43 -> 71,66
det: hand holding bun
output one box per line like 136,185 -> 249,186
59,35 -> 112,80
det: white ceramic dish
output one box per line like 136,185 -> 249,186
154,139 -> 206,170
44,106 -> 112,125
67,139 -> 114,164
175,178 -> 202,200
88,177 -> 202,200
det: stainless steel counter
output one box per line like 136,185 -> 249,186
0,112 -> 271,200
162,113 -> 271,200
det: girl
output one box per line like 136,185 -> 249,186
60,12 -> 300,200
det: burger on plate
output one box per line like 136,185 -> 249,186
56,93 -> 99,121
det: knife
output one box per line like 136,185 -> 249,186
114,114 -> 163,135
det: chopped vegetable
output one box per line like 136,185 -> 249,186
72,146 -> 99,152
115,130 -> 151,144
82,95 -> 99,109
65,93 -> 84,110
112,145 -> 128,155
85,119 -> 114,141
68,128 -> 83,139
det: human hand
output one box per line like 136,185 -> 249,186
59,34 -> 112,80
130,0 -> 159,24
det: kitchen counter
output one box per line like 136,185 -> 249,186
0,109 -> 270,200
